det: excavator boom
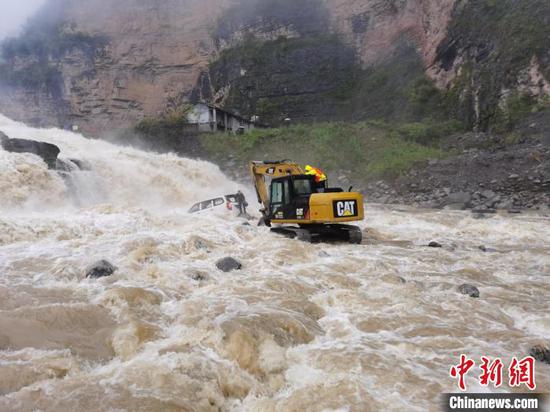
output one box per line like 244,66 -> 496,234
249,160 -> 305,212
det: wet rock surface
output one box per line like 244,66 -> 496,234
0,134 -> 60,169
69,158 -> 92,171
216,257 -> 242,272
529,345 -> 550,364
85,260 -> 118,279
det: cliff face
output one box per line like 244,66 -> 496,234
0,0 -> 548,134
196,0 -> 462,124
328,0 -> 456,67
431,0 -> 550,130
0,0 -> 227,134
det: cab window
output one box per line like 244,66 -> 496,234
283,180 -> 291,204
293,178 -> 312,195
271,182 -> 283,204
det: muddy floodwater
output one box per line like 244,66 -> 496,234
0,115 -> 549,411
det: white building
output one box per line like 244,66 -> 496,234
186,103 -> 263,134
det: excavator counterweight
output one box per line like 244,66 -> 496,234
249,160 -> 364,244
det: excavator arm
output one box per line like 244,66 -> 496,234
249,160 -> 305,214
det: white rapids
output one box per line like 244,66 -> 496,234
0,114 -> 549,411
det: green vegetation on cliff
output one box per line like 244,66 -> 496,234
205,0 -> 550,132
207,34 -> 358,125
199,121 -> 445,181
438,0 -> 550,131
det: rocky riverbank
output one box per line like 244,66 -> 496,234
364,130 -> 550,212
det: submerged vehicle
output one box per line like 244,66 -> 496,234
250,160 -> 364,243
188,194 -> 238,214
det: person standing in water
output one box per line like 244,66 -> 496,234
235,190 -> 248,217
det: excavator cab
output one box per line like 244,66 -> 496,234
250,160 -> 364,243
269,175 -> 318,220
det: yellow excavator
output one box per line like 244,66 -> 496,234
250,160 -> 364,243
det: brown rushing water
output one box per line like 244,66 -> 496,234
0,115 -> 549,411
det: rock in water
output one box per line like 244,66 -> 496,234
56,158 -> 77,172
69,158 -> 92,171
458,283 -> 480,298
529,345 -> 550,364
216,257 -> 242,272
478,245 -> 497,253
0,136 -> 60,169
86,260 -> 118,278
428,241 -> 442,248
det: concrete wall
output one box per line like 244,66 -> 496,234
186,104 -> 210,124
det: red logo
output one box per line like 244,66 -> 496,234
509,356 -> 536,390
450,354 -> 475,391
479,357 -> 503,388
450,355 -> 536,391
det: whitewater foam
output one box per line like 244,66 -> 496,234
0,115 -> 549,411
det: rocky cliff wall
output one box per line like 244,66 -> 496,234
329,0 -> 456,67
0,0 -> 548,134
0,0 -> 227,134
0,0 -> 462,133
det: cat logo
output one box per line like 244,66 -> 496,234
333,200 -> 358,217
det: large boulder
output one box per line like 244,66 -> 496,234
86,260 -> 118,279
0,135 -> 60,169
428,241 -> 442,248
443,191 -> 472,210
215,257 -> 242,272
529,345 -> 550,364
458,283 -> 480,298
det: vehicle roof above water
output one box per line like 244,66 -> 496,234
188,194 -> 239,213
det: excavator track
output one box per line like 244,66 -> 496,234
271,224 -> 362,244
